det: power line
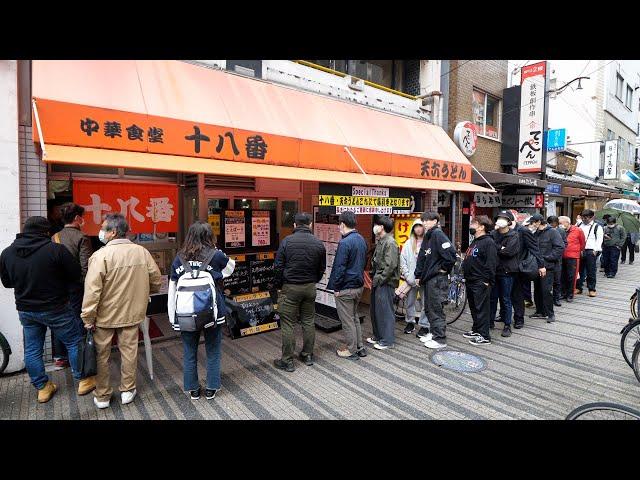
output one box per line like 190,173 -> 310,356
440,60 -> 473,78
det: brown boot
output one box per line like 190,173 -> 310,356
37,381 -> 58,403
588,291 -> 597,297
77,376 -> 97,396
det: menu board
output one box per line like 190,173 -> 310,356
313,210 -> 341,313
223,255 -> 250,294
208,213 -> 221,237
225,210 -> 246,248
225,291 -> 280,339
250,253 -> 276,292
251,211 -> 271,247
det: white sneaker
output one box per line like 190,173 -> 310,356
366,337 -> 377,345
373,343 -> 389,350
418,333 -> 433,343
121,389 -> 137,405
423,339 -> 447,349
93,397 -> 110,409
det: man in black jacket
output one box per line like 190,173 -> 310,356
414,212 -> 457,349
490,211 -> 520,338
273,213 -> 326,372
511,218 -> 545,329
548,215 -> 567,306
462,216 -> 497,346
529,214 -> 565,323
0,216 -> 88,404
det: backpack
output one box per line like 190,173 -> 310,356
173,250 -> 221,332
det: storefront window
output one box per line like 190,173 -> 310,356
281,200 -> 298,228
234,198 -> 252,209
208,198 -> 229,213
472,89 -> 501,140
257,199 -> 277,211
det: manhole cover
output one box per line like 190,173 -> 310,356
430,350 -> 487,373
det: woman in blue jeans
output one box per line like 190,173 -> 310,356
168,222 -> 235,400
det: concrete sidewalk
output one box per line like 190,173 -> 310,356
2,262 -> 639,420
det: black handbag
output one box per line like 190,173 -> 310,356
77,330 -> 97,378
519,251 -> 539,281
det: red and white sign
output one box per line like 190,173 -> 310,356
518,61 -> 547,173
251,211 -> 271,247
453,121 -> 478,157
73,179 -> 178,236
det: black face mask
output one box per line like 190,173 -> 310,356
469,228 -> 477,236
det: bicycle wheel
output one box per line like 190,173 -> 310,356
0,332 -> 10,375
566,402 -> 640,420
631,292 -> 638,320
633,341 -> 640,385
620,319 -> 640,368
445,282 -> 467,325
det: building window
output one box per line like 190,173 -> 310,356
607,129 -> 616,141
472,89 -> 501,140
616,73 -> 624,100
306,60 -> 406,92
618,137 -> 626,165
626,85 -> 633,110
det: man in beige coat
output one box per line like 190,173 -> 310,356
81,214 -> 162,409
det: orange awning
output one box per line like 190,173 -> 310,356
32,60 -> 487,191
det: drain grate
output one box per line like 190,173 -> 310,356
430,349 -> 487,373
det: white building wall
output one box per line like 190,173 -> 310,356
0,60 -> 24,373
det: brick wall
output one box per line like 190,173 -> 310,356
447,59 -> 508,174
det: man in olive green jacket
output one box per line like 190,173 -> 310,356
602,217 -> 626,278
82,214 -> 162,409
366,216 -> 399,350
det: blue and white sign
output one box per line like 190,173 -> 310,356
546,183 -> 562,194
546,128 -> 566,152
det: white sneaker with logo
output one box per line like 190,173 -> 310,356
418,333 -> 433,343
423,339 -> 447,349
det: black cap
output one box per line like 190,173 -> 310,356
495,210 -> 514,223
23,216 -> 51,235
529,213 -> 545,224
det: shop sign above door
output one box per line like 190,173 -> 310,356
453,121 -> 478,157
501,194 -> 544,208
474,192 -> 502,207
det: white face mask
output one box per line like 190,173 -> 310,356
528,225 -> 537,233
98,229 -> 109,244
496,218 -> 509,229
373,224 -> 384,236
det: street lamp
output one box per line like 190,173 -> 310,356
548,76 -> 590,98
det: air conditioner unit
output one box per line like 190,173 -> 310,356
346,75 -> 365,92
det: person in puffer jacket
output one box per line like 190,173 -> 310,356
168,221 -> 235,401
399,218 -> 429,335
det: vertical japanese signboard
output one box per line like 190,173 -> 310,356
604,140 -> 618,180
518,61 -> 547,173
251,211 -> 271,247
73,179 -> 178,236
224,211 -> 246,248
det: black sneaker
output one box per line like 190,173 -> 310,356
205,389 -> 218,400
404,322 -> 415,334
356,348 -> 367,358
299,353 -> 314,366
565,296 -> 573,303
274,359 -> 295,372
416,327 -> 430,338
501,326 -> 512,337
469,336 -> 491,346
462,330 -> 481,339
547,316 -> 556,323
513,322 -> 524,329
621,260 -> 626,264
554,300 -> 562,307
529,312 -> 548,319
190,388 -> 201,400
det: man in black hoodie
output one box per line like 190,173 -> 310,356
490,210 -> 520,338
414,212 -> 457,349
462,215 -> 497,346
511,218 -> 545,329
0,216 -> 87,404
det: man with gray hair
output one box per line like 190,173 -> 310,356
82,214 -> 162,409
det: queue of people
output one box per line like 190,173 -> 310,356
0,204 -> 633,406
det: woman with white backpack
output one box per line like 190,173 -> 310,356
168,221 -> 235,400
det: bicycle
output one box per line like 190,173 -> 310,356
630,291 -> 638,320
620,319 -> 640,368
566,402 -> 640,420
632,341 -> 640,385
0,330 -> 11,375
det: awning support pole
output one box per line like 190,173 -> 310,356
344,146 -> 370,182
471,165 -> 496,193
32,99 -> 47,159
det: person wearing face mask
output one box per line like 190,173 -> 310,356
528,214 -> 565,323
547,216 -> 567,307
462,216 -> 497,346
82,214 -> 162,409
489,211 -> 520,338
399,218 -> 428,335
558,216 -> 585,303
575,209 -> 603,297
602,216 -> 626,278
366,216 -> 400,350
511,216 -> 545,329
0,216 -> 85,404
414,212 -> 457,349
327,211 -> 368,360
50,203 -> 94,376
